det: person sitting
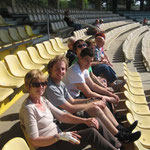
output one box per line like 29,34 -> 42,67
44,55 -> 140,144
19,69 -> 124,150
86,39 -> 108,89
64,10 -> 82,31
143,17 -> 148,26
92,36 -> 125,91
66,37 -> 76,67
87,19 -> 101,35
70,39 -> 120,104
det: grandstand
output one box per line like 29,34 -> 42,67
1,0 -> 150,150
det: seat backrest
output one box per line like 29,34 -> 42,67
27,46 -> 49,64
43,41 -> 59,55
50,39 -> 62,52
2,137 -> 30,150
20,124 -> 35,150
17,26 -> 30,39
0,29 -> 13,44
36,43 -> 52,58
8,27 -> 22,42
4,54 -> 29,77
0,15 -> 6,25
25,25 -> 34,37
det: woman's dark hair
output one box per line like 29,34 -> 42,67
73,39 -> 85,52
80,48 -> 94,58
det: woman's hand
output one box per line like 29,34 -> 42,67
84,118 -> 99,129
59,131 -> 81,144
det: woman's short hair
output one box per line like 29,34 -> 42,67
80,48 -> 94,58
73,39 -> 85,52
25,69 -> 47,91
47,55 -> 68,76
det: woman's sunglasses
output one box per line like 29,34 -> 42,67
30,82 -> 47,88
77,43 -> 87,48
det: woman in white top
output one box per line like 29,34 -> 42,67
19,69 -> 122,150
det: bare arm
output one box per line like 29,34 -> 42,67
85,77 -> 120,102
68,96 -> 92,104
85,76 -> 114,97
90,72 -> 105,87
58,100 -> 89,114
76,82 -> 102,99
29,135 -> 59,147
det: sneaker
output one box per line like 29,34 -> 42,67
116,131 -> 141,144
116,120 -> 138,133
113,79 -> 126,92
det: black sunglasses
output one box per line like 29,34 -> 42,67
30,82 -> 47,88
77,44 -> 87,48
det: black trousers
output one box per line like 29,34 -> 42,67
37,119 -> 121,150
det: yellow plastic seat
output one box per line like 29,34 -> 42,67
43,41 -> 62,55
124,70 -> 141,82
124,90 -> 147,104
2,137 -> 30,150
20,124 -> 35,150
0,87 -> 14,102
124,76 -> 143,88
17,51 -> 45,70
127,113 -> 150,149
0,61 -> 24,88
124,84 -> 145,96
8,27 -> 23,44
123,63 -> 140,77
36,43 -> 54,60
125,100 -> 150,115
134,140 -> 150,150
55,37 -> 69,50
50,39 -> 66,53
25,25 -> 42,39
27,47 -> 49,65
125,101 -> 150,129
4,55 -> 30,78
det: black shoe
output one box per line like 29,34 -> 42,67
128,120 -> 138,133
116,131 -> 141,144
117,120 -> 138,133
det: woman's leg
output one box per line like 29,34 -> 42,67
37,127 -> 118,150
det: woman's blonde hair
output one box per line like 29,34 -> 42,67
25,69 -> 47,91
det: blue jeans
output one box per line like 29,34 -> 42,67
92,64 -> 117,83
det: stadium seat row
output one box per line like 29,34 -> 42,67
105,22 -> 140,50
142,31 -> 150,71
123,63 -> 150,150
0,25 -> 42,51
0,37 -> 68,115
123,26 -> 149,62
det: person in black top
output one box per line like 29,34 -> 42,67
66,37 -> 76,66
64,10 -> 82,31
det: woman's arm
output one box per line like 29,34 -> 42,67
29,134 -> 59,147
